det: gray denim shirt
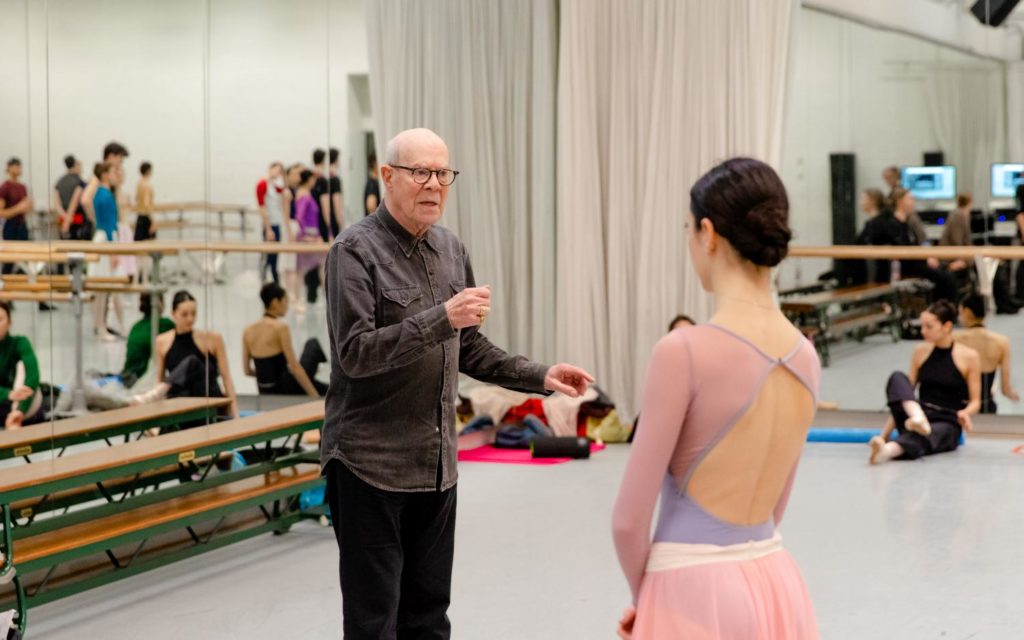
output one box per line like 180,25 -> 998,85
321,203 -> 550,492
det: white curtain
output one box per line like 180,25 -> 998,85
556,0 -> 795,417
925,67 -> 1006,199
1007,62 -> 1024,163
366,0 -> 557,362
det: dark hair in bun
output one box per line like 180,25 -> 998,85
689,157 -> 792,268
172,289 -> 196,312
926,300 -> 957,326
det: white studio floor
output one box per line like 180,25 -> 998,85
25,438 -> 1024,640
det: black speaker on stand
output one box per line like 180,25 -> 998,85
829,153 -> 858,285
923,151 -> 945,167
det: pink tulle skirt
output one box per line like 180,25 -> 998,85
632,534 -> 819,639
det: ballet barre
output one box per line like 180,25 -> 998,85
149,201 -> 259,243
0,252 -> 100,265
787,244 -> 1024,305
0,291 -> 92,304
787,245 -> 1024,260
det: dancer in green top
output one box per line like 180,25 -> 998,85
0,301 -> 42,429
120,295 -> 174,388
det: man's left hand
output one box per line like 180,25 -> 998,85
544,364 -> 595,398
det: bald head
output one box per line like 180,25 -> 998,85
380,128 -> 453,237
384,128 -> 448,166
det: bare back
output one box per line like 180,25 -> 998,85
612,312 -> 821,595
954,328 -> 1007,374
243,318 -> 287,359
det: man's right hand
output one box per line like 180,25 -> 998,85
445,285 -> 491,330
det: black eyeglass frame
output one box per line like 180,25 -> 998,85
389,164 -> 460,186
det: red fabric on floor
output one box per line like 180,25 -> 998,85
457,442 -> 605,465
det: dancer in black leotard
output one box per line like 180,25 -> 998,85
870,301 -> 981,463
242,282 -> 327,396
132,290 -> 238,418
954,293 -> 1019,414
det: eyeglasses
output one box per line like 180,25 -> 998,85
390,164 -> 459,186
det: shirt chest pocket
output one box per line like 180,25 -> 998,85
448,280 -> 465,302
379,284 -> 424,327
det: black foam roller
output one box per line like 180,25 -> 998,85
531,436 -> 591,459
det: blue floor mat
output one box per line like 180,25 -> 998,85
808,427 -> 965,445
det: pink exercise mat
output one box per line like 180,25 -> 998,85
457,442 -> 606,465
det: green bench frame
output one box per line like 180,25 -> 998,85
0,401 -> 326,636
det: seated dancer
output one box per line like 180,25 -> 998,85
953,293 -> 1019,414
0,301 -> 43,429
120,294 -> 174,388
870,301 -> 980,464
133,290 -> 238,418
242,282 -> 327,396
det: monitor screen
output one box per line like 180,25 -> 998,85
991,163 -> 1024,199
901,166 -> 956,201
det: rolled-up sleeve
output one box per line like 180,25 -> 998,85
326,241 -> 457,379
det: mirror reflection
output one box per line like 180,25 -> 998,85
780,5 -> 1023,416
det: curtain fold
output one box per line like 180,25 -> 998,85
925,68 -> 1006,199
1007,62 -> 1024,164
556,0 -> 795,416
366,0 -> 557,362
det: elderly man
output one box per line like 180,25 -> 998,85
322,128 -> 593,638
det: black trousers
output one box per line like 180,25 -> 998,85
166,354 -> 224,399
258,338 -> 328,396
325,460 -> 457,640
305,267 -> 321,304
886,372 -> 961,460
261,225 -> 281,284
904,263 -> 958,303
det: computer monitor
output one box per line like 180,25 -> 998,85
990,163 -> 1023,199
901,165 -> 956,201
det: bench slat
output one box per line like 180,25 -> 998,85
0,401 -> 324,495
13,465 -> 319,564
0,397 -> 230,453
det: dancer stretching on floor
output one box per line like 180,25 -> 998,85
870,300 -> 981,464
132,290 -> 238,419
0,301 -> 43,429
242,282 -> 327,397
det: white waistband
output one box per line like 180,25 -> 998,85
646,533 -> 784,572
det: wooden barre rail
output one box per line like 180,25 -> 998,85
0,240 -> 331,255
4,242 -> 1021,260
788,245 -> 1024,260
151,201 -> 259,215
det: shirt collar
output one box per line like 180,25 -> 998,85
376,201 -> 439,257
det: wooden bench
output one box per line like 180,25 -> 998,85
0,397 -> 229,461
781,283 -> 903,366
0,401 -> 325,635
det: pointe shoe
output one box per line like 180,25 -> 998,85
869,436 -> 885,465
904,415 -> 932,436
131,383 -> 169,406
